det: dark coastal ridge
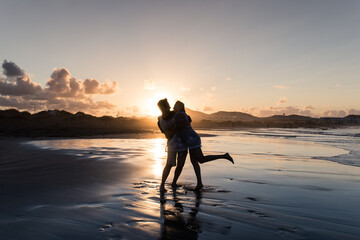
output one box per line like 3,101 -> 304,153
1,108 -> 359,138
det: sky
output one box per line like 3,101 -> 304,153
0,0 -> 359,117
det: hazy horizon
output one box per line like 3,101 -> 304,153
2,103 -> 359,119
1,0 -> 360,118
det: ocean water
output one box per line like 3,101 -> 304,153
216,127 -> 360,167
20,127 -> 360,239
28,127 -> 360,168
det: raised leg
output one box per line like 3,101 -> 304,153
190,148 -> 233,164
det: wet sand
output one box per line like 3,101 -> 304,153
0,132 -> 359,240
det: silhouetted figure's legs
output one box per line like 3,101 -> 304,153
190,148 -> 233,164
160,151 -> 177,192
189,148 -> 233,191
189,151 -> 203,191
160,165 -> 172,192
171,151 -> 187,188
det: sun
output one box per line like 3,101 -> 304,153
147,103 -> 162,117
144,93 -> 175,117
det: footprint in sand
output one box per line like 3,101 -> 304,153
245,197 -> 258,202
247,209 -> 268,218
99,222 -> 113,232
278,226 -> 298,233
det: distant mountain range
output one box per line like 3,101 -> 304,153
0,108 -> 359,137
1,108 -> 360,124
0,109 -> 156,137
186,108 -> 360,124
186,108 -> 258,121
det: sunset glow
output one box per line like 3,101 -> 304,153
1,1 -> 359,117
1,1 -> 360,239
149,139 -> 167,177
143,93 -> 176,117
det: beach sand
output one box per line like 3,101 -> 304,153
0,131 -> 359,240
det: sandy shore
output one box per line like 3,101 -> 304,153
0,133 -> 359,240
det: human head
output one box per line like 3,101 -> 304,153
157,98 -> 171,113
174,100 -> 185,112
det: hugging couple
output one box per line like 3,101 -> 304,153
157,98 -> 234,192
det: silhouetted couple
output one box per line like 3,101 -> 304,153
157,99 -> 233,192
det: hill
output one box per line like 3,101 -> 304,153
186,109 -> 258,121
1,108 -> 359,137
0,109 -> 157,137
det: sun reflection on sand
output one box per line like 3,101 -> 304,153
149,138 -> 167,178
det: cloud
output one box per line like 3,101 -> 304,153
319,109 -> 360,117
45,68 -> 117,98
0,61 -> 42,97
46,68 -> 81,98
0,75 -> 42,96
225,77 -> 232,81
242,105 -> 313,117
42,98 -> 115,115
83,78 -> 117,94
0,95 -> 43,110
203,106 -> 214,112
321,110 -> 347,118
241,105 -> 360,118
0,60 -> 118,115
144,79 -> 157,90
305,105 -> 314,110
211,86 -> 216,91
348,109 -> 360,115
277,96 -> 288,105
2,60 -> 25,77
273,85 -> 290,90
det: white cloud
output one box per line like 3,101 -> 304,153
0,60 -> 118,115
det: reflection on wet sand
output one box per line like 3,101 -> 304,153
149,139 -> 167,177
160,189 -> 202,240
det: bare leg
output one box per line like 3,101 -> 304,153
189,150 -> 203,190
172,151 -> 187,187
160,165 -> 172,192
160,151 -> 176,192
190,148 -> 233,164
